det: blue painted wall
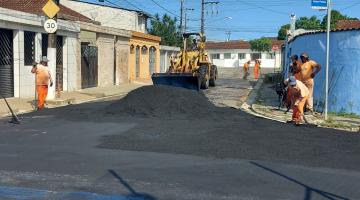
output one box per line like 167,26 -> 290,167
287,30 -> 360,114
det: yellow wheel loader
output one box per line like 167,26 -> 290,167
152,33 -> 217,90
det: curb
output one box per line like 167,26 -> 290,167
240,78 -> 287,124
0,93 -> 128,119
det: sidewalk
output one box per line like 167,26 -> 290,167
242,78 -> 360,132
0,83 -> 144,118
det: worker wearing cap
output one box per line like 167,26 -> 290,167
285,55 -> 302,109
286,76 -> 309,125
31,56 -> 53,110
299,53 -> 321,113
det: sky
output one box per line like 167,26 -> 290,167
78,0 -> 360,41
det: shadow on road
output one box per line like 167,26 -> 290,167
250,161 -> 350,200
108,169 -> 157,200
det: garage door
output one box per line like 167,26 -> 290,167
0,28 -> 14,98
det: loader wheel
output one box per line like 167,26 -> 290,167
199,65 -> 209,89
209,65 -> 217,87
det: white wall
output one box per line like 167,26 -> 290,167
0,7 -> 80,98
64,37 -> 78,91
206,49 -> 282,69
61,0 -> 147,33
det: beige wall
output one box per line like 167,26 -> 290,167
115,37 -> 130,84
97,33 -> 115,87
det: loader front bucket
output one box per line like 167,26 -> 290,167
151,73 -> 200,91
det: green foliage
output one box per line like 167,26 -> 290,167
321,10 -> 358,29
296,16 -> 322,30
148,14 -> 182,47
277,10 -> 358,39
249,37 -> 271,52
277,24 -> 290,40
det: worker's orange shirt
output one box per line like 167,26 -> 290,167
33,64 -> 51,86
290,80 -> 309,99
300,60 -> 318,81
243,63 -> 249,71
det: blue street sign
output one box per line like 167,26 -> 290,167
312,0 -> 328,10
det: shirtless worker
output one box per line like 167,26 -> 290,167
243,60 -> 250,80
286,76 -> 310,126
31,56 -> 53,110
300,53 -> 321,113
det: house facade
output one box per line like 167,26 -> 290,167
206,40 -> 283,71
0,2 -> 88,98
62,0 -> 161,81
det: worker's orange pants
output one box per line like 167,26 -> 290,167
36,85 -> 48,109
254,68 -> 259,79
292,97 -> 308,123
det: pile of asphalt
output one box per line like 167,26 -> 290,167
105,85 -> 221,118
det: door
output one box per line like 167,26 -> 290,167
0,28 -> 14,98
149,47 -> 156,75
56,36 -> 63,91
135,46 -> 140,78
81,44 -> 98,89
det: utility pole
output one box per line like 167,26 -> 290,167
225,31 -> 231,41
47,0 -> 59,99
325,0 -> 332,120
201,0 -> 219,35
180,0 -> 184,33
184,8 -> 194,33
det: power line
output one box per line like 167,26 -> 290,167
150,0 -> 179,17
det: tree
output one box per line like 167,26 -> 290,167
278,24 -> 290,40
321,10 -> 358,29
249,37 -> 271,52
148,14 -> 182,47
296,16 -> 322,30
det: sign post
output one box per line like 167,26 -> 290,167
312,0 -> 330,120
42,0 -> 60,99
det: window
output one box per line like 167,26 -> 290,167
266,53 -> 275,59
211,54 -> 220,59
224,53 -> 231,59
238,53 -> 246,59
24,31 -> 35,65
250,53 -> 261,60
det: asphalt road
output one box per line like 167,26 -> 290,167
0,68 -> 360,200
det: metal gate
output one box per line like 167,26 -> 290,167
56,36 -> 63,91
149,47 -> 156,75
81,44 -> 98,89
42,34 -> 64,91
0,28 -> 14,98
135,46 -> 140,78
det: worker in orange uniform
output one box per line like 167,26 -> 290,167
253,59 -> 260,80
286,76 -> 309,126
243,60 -> 250,80
285,55 -> 303,109
31,56 -> 53,110
290,55 -> 302,80
299,53 -> 321,113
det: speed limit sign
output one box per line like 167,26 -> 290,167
44,19 -> 58,33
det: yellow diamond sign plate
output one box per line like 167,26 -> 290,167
42,0 -> 60,19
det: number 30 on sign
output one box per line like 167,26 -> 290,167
44,19 -> 58,33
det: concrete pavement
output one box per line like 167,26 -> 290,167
0,68 -> 360,199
